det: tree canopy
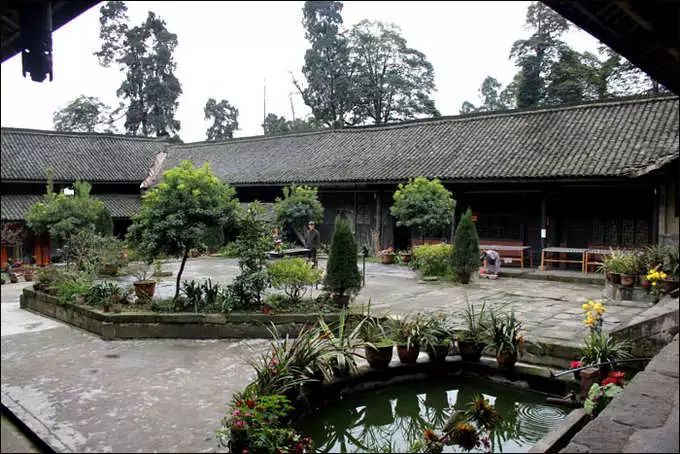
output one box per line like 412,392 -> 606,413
95,1 -> 182,138
53,95 -> 116,133
274,185 -> 324,244
204,98 -> 239,141
126,161 -> 240,299
262,114 -> 318,136
390,177 -> 455,238
323,217 -> 361,300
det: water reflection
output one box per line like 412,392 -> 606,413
298,376 -> 568,453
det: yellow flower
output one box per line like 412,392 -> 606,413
582,303 -> 589,311
652,281 -> 657,286
660,272 -> 668,280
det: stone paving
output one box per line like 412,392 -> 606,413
0,257 -> 653,452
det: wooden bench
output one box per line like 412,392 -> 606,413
479,240 -> 533,270
267,248 -> 311,259
541,247 -> 587,272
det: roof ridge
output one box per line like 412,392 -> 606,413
171,128 -> 333,148
0,126 -> 169,142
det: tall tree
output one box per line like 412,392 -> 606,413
262,113 -> 318,136
460,76 -> 515,114
53,95 -> 116,133
95,1 -> 182,137
204,98 -> 239,141
294,1 -> 355,128
350,20 -> 440,124
510,2 -> 569,107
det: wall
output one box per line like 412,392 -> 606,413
658,163 -> 679,247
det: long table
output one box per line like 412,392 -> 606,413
479,244 -> 533,270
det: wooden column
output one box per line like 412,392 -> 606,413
540,193 -> 547,251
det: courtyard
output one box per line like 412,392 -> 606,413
1,257 -> 651,452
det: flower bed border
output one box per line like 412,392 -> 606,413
20,288 -> 343,340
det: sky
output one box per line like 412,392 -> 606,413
0,1 -> 603,142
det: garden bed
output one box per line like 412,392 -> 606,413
20,287 -> 344,340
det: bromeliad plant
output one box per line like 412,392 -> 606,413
421,314 -> 453,361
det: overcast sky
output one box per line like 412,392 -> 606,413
0,1 -> 602,141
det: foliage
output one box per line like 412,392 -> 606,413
178,278 -> 224,313
411,243 -> 453,277
129,262 -> 155,282
53,95 -> 116,133
85,282 -> 127,307
268,258 -> 323,302
56,274 -> 92,304
126,161 -> 239,299
450,208 -> 481,280
486,311 -> 524,355
584,382 -> 622,417
274,185 -> 324,245
459,302 -> 489,343
420,314 -> 453,351
95,1 -> 182,137
391,177 -> 455,238
229,202 -> 273,309
317,311 -> 366,376
580,331 -> 632,367
349,20 -> 440,124
35,265 -> 69,291
218,242 -> 240,258
0,223 -> 25,247
263,293 -> 337,314
360,313 -> 393,346
323,218 -> 361,298
391,313 -> 426,348
27,180 -> 113,242
262,114 -> 318,136
204,98 -> 239,140
460,76 -> 516,113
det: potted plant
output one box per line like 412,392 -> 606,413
9,272 -> 18,283
602,250 -> 626,285
618,252 -> 639,287
392,314 -> 424,364
421,314 -> 452,361
378,247 -> 396,264
457,302 -> 488,361
486,310 -> 524,368
399,249 -> 412,263
580,331 -> 632,378
361,315 -> 394,369
661,247 -> 679,293
130,263 -> 156,300
23,265 -> 34,281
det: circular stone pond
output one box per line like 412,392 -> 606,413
297,374 -> 569,453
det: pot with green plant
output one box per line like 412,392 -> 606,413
399,249 -> 412,263
486,310 -> 524,368
602,250 -> 627,284
318,310 -> 366,377
23,265 -> 34,281
661,247 -> 679,293
131,263 -> 156,300
361,314 -> 394,369
618,252 -> 640,287
421,314 -> 453,361
323,218 -> 362,307
457,302 -> 489,361
580,331 -> 632,378
393,314 -> 424,364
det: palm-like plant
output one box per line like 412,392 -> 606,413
459,301 -> 489,342
580,331 -> 632,367
486,310 -> 523,355
392,313 -> 426,349
317,310 -> 366,377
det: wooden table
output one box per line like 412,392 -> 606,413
267,248 -> 310,259
479,244 -> 533,270
540,247 -> 587,272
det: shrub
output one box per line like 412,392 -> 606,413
179,278 -> 224,313
323,218 -> 361,301
584,383 -> 622,417
268,258 -> 323,302
85,282 -> 127,307
56,274 -> 92,304
390,177 -> 455,238
274,185 -> 324,245
450,208 -> 481,283
218,242 -> 239,258
412,243 -> 453,276
486,311 -> 524,355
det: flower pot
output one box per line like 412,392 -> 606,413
400,253 -> 412,263
496,350 -> 518,368
457,272 -> 471,284
380,254 -> 395,264
112,303 -> 123,313
397,345 -> 420,364
573,371 -> 581,381
619,274 -> 635,287
332,293 -> 350,307
639,275 -> 651,289
364,344 -> 393,369
261,305 -> 272,314
661,279 -> 679,294
609,272 -> 621,285
190,249 -> 200,258
9,274 -> 18,283
75,295 -> 85,305
426,344 -> 450,362
133,280 -> 156,300
103,303 -> 111,313
23,271 -> 34,282
457,340 -> 485,361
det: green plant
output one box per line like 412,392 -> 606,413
268,258 -> 323,302
99,236 -> 128,271
602,249 -> 629,274
390,177 -> 456,238
129,262 -> 155,282
584,382 -> 622,417
85,282 -> 126,307
450,208 -> 481,283
664,247 -> 679,279
61,230 -> 107,274
218,242 -> 240,258
35,265 -> 69,291
180,280 -> 203,311
580,331 -> 632,367
392,313 -> 426,349
486,310 -> 524,355
56,275 -> 92,304
411,243 -> 453,277
274,184 -> 324,245
420,313 -> 453,351
360,313 -> 393,348
317,311 -> 366,376
459,302 -> 489,343
126,160 -> 240,300
323,218 -> 362,300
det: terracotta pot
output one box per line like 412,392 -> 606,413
381,254 -> 395,264
619,274 -> 635,287
496,350 -> 518,368
457,340 -> 485,361
427,344 -> 450,362
365,344 -> 393,369
133,280 -> 156,299
396,345 -> 420,364
400,254 -> 412,263
24,271 -> 34,281
609,272 -> 621,285
261,305 -> 272,314
661,279 -> 679,294
639,275 -> 651,289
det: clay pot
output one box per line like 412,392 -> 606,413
608,272 -> 621,285
400,254 -> 412,263
261,305 -> 272,314
133,280 -> 156,299
365,344 -> 394,369
619,274 -> 636,287
380,254 -> 395,265
332,293 -> 350,307
496,350 -> 518,368
9,273 -> 18,283
639,275 -> 651,289
661,279 -> 679,294
457,340 -> 485,361
23,271 -> 34,281
396,345 -> 420,364
426,344 -> 451,362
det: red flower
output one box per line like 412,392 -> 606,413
570,360 -> 582,369
233,419 -> 246,429
245,399 -> 256,409
601,377 -> 618,386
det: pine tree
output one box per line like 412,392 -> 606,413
450,208 -> 481,284
324,218 -> 361,305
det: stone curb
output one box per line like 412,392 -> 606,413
1,391 -> 69,453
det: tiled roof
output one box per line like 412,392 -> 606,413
1,128 -> 167,183
163,95 -> 679,185
1,193 -> 141,221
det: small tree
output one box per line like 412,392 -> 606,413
27,179 -> 113,242
274,184 -> 324,245
324,218 -> 361,306
126,161 -> 239,300
390,177 -> 455,239
450,208 -> 481,284
268,258 -> 322,303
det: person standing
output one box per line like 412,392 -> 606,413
305,221 -> 320,268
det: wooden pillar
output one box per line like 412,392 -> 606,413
652,186 -> 659,244
375,191 -> 382,251
540,193 -> 547,250
353,191 -> 358,234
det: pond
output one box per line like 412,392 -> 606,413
297,375 -> 569,453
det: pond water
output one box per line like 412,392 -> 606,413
297,375 -> 569,453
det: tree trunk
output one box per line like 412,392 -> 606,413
174,248 -> 189,301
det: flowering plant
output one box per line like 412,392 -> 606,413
570,360 -> 582,369
582,300 -> 605,332
646,266 -> 668,299
601,370 -> 625,387
584,382 -> 623,417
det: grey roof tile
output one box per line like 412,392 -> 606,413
1,193 -> 141,221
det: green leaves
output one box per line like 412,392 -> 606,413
390,177 -> 455,237
323,217 -> 361,298
450,208 -> 481,279
274,185 -> 324,243
204,98 -> 239,141
53,95 -> 116,133
268,258 -> 323,302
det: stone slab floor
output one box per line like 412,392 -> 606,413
1,257 -> 650,452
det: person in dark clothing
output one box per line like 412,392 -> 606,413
304,221 -> 320,267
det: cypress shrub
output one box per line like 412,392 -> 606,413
323,218 -> 362,304
451,208 -> 481,284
